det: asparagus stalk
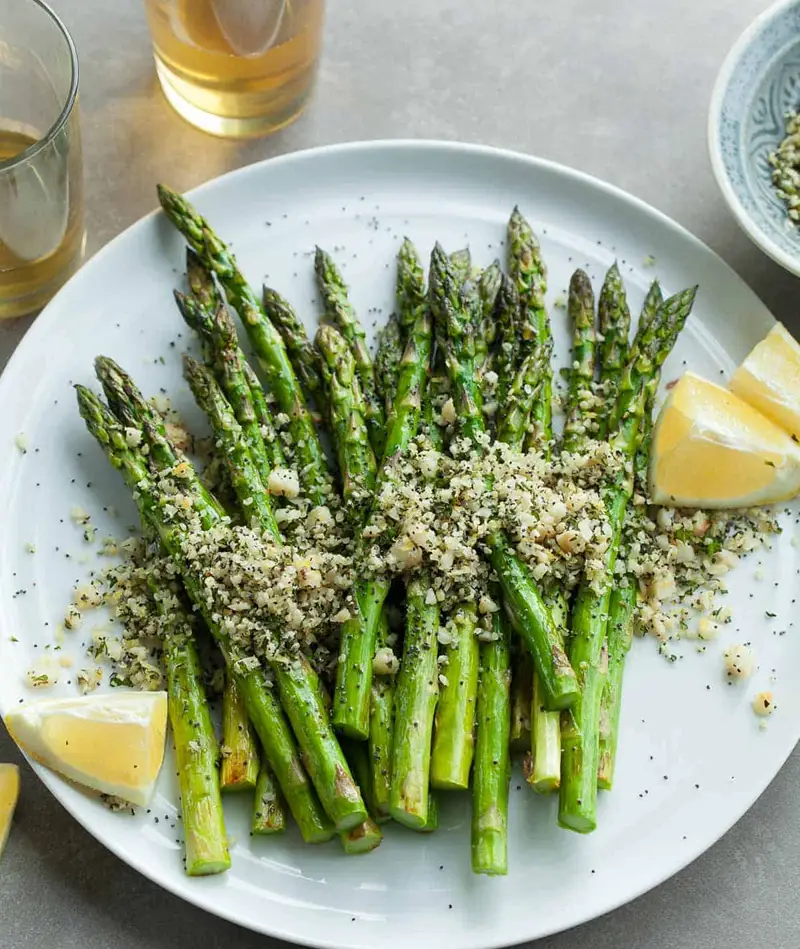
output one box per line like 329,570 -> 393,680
374,313 -> 403,414
429,245 -> 579,711
342,738 -> 382,821
491,267 -> 538,759
316,323 -> 377,527
183,356 -> 281,539
315,322 -> 389,748
528,591 -> 567,792
339,740 -> 384,852
262,285 -> 323,400
316,321 -> 398,827
386,242 -> 442,824
332,240 -> 433,738
242,359 -> 286,471
596,583 -> 636,791
427,245 -> 485,788
152,582 -> 231,875
396,237 -> 428,340
508,207 -> 553,452
315,247 -> 385,456
509,649 -> 533,754
220,672 -> 260,792
175,289 -> 274,492
596,262 -> 632,435
77,385 -> 338,843
369,609 -> 395,822
559,285 -> 697,833
94,356 -> 225,525
561,269 -> 597,453
471,604 -> 511,876
430,602 -> 480,790
597,280 -> 663,790
493,274 -> 520,410
251,759 -> 287,835
389,575 -> 440,828
478,260 -> 502,354
156,185 -> 332,506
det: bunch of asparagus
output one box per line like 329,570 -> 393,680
74,185 -> 696,879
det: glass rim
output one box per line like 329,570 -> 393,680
0,0 -> 80,172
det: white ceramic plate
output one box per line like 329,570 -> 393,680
0,141 -> 797,949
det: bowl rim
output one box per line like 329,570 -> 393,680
708,0 -> 800,277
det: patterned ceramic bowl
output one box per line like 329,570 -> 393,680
709,0 -> 800,275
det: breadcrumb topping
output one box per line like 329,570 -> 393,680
366,433 -> 620,615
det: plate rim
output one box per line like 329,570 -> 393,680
707,0 -> 800,277
0,137 -> 791,949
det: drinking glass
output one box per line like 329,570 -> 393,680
143,0 -> 326,138
0,0 -> 85,319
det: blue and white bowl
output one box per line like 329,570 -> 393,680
709,0 -> 800,275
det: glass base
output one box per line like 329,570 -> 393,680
153,57 -> 312,139
0,230 -> 86,319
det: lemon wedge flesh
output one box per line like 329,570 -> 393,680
730,322 -> 800,440
650,371 -> 800,508
5,692 -> 167,807
0,764 -> 20,859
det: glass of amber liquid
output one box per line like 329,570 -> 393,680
144,0 -> 325,138
0,0 -> 85,319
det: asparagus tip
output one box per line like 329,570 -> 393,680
156,182 -> 178,209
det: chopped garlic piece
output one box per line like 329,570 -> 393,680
752,691 -> 775,717
373,647 -> 399,676
268,468 -> 300,498
70,505 -> 91,525
697,617 -> 720,641
724,644 -> 755,680
124,427 -> 142,448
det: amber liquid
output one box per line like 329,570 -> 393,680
145,0 -> 325,137
0,126 -> 85,319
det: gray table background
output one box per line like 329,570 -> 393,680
1,0 -> 798,946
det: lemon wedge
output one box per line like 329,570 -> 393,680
0,764 -> 20,859
5,692 -> 167,807
650,371 -> 800,508
730,322 -> 800,440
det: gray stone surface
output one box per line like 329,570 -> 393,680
1,0 -> 797,946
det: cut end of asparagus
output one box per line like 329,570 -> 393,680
220,761 -> 259,793
527,772 -> 560,795
185,853 -> 232,877
429,768 -> 470,792
471,820 -> 508,876
331,715 -> 371,743
389,802 -> 428,830
557,809 -> 597,835
339,818 -> 383,855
